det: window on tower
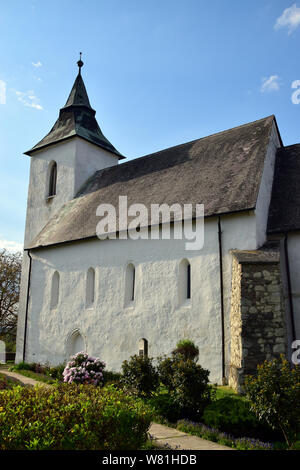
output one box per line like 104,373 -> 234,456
48,161 -> 57,197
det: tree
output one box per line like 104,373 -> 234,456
245,355 -> 300,447
0,249 -> 22,349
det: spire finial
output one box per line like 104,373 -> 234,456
77,52 -> 84,74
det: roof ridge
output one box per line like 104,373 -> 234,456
88,115 -> 275,177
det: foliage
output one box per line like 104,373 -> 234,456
0,250 -> 22,343
244,355 -> 300,447
157,355 -> 213,420
103,370 -> 123,387
10,361 -> 35,371
146,391 -> 180,423
121,355 -> 159,397
202,395 -> 280,441
0,383 -> 153,450
176,420 -> 273,450
172,339 -> 199,362
63,352 -> 105,386
46,363 -> 65,381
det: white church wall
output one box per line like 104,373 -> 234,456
16,138 -> 119,363
23,211 -> 257,384
255,121 -> 281,248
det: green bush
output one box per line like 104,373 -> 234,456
46,364 -> 65,381
121,355 -> 159,397
0,384 -> 153,450
10,361 -> 35,371
103,370 -> 123,387
157,355 -> 213,420
245,355 -> 300,447
172,339 -> 199,362
146,392 -> 180,423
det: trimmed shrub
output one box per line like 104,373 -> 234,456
245,355 -> 300,447
157,355 -> 213,420
63,352 -> 105,386
0,384 -> 153,450
121,355 -> 159,397
172,339 -> 199,362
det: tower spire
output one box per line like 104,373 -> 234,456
24,57 -> 124,158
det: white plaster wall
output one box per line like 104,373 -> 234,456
255,122 -> 281,248
285,232 -> 300,340
23,212 -> 257,384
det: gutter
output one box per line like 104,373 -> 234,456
22,249 -> 32,362
284,234 -> 296,342
218,216 -> 226,384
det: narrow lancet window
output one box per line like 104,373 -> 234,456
125,263 -> 135,305
48,161 -> 57,197
86,267 -> 95,306
179,259 -> 191,304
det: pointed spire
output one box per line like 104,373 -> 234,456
25,57 -> 124,158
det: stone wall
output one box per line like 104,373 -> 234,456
229,248 -> 287,392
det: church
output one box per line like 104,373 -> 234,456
16,58 -> 300,390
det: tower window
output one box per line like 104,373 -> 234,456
48,161 -> 57,197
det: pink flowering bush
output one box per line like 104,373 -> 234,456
63,351 -> 105,386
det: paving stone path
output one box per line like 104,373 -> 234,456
0,368 -> 232,450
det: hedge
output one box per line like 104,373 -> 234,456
0,383 -> 153,450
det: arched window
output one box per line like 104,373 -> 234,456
125,263 -> 135,305
179,259 -> 191,304
51,271 -> 60,309
48,161 -> 57,197
138,338 -> 148,357
86,267 -> 95,307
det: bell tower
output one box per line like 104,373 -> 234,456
23,55 -> 124,246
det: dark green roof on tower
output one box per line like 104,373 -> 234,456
25,55 -> 124,158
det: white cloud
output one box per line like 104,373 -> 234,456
0,239 -> 23,252
0,80 -> 6,104
31,61 -> 42,68
261,75 -> 281,93
274,4 -> 300,34
13,89 -> 43,110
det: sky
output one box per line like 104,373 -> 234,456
0,0 -> 300,251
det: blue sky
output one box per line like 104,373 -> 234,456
1,0 -> 300,250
